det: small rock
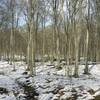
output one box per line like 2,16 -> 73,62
87,89 -> 94,95
71,88 -> 77,92
0,87 -> 8,94
22,72 -> 28,75
59,89 -> 65,96
93,91 -> 100,100
52,94 -> 60,100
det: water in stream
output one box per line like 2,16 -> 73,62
0,74 -> 38,100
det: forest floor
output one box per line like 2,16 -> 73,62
0,60 -> 100,100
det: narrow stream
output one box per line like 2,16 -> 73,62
0,74 -> 39,100
16,79 -> 39,100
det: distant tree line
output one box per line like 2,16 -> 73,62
0,0 -> 100,76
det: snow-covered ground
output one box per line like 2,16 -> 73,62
0,61 -> 100,100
